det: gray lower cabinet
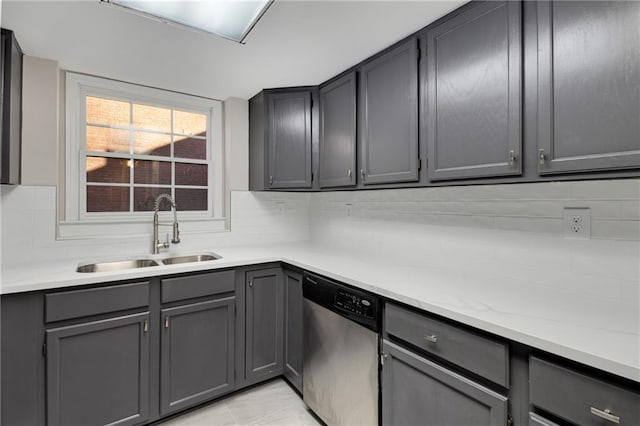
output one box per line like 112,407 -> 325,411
529,412 -> 559,426
319,71 -> 357,188
529,356 -> 640,426
359,38 -> 419,185
245,268 -> 284,383
537,0 -> 640,174
46,312 -> 150,426
283,269 -> 303,392
381,340 -> 508,426
160,297 -> 235,416
425,1 -> 522,181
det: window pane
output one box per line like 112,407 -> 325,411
86,156 -> 130,184
132,103 -> 171,132
134,187 -> 172,211
86,96 -> 130,127
87,186 -> 130,212
175,163 -> 207,186
86,126 -> 130,153
173,110 -> 207,136
133,131 -> 172,156
174,135 -> 206,160
175,188 -> 207,211
134,160 -> 171,185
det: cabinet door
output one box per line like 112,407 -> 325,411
426,1 -> 522,181
267,91 -> 313,188
160,297 -> 235,416
245,268 -> 284,383
1,29 -> 23,185
283,269 -> 303,392
537,1 -> 640,174
359,39 -> 419,185
382,340 -> 507,426
319,72 -> 357,188
46,313 -> 150,426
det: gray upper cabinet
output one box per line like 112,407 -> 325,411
319,72 -> 357,188
160,297 -> 235,416
249,89 -> 315,191
267,91 -> 313,189
359,38 -> 419,185
283,269 -> 303,392
1,28 -> 23,185
537,1 -> 640,174
46,312 -> 150,426
382,340 -> 508,426
245,268 -> 284,383
426,1 -> 522,181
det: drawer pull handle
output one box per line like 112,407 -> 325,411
424,334 -> 438,343
590,407 -> 620,424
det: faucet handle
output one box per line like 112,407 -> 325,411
171,223 -> 180,244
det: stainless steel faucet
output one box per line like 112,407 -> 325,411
152,193 -> 180,254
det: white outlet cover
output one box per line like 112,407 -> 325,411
563,207 -> 591,239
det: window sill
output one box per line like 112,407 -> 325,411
58,217 -> 228,240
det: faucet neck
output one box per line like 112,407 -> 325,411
152,193 -> 180,253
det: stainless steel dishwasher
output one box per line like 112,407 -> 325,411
303,272 -> 380,426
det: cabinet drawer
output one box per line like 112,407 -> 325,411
46,282 -> 149,323
530,357 -> 640,426
385,302 -> 509,387
529,412 -> 559,426
161,270 -> 235,303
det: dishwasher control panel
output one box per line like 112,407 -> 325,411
334,290 -> 375,319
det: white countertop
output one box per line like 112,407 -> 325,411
1,237 -> 638,384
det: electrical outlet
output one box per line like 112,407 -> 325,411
563,207 -> 591,239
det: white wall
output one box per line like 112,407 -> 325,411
17,54 -> 250,222
0,54 -> 315,268
21,56 -> 59,186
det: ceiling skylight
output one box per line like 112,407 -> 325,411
102,0 -> 273,43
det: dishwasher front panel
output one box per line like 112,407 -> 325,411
303,299 -> 379,426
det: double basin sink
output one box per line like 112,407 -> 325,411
76,253 -> 221,273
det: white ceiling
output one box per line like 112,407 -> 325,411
2,0 -> 466,100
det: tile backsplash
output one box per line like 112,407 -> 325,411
309,179 -> 640,243
0,186 -> 311,267
1,179 -> 638,268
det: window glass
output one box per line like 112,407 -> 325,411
81,95 -> 212,215
86,186 -> 130,212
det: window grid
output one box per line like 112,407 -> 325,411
83,96 -> 210,215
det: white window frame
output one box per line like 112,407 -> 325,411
62,72 -> 225,239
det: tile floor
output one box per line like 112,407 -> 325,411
159,379 -> 322,426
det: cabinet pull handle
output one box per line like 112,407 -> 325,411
590,408 -> 620,424
249,280 -> 253,288
348,169 -> 352,179
508,150 -> 517,166
538,149 -> 546,166
164,317 -> 170,329
424,334 -> 438,343
360,169 -> 366,181
380,353 -> 389,365
143,319 -> 148,333
269,176 -> 273,186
